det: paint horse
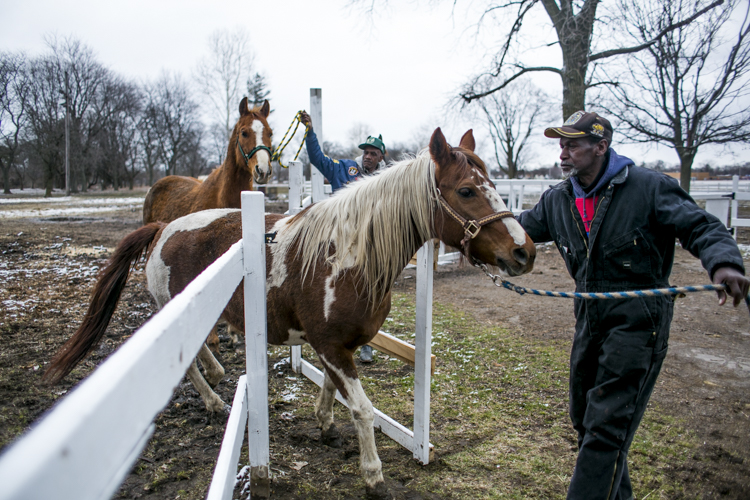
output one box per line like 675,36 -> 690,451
143,96 -> 273,351
44,128 -> 536,499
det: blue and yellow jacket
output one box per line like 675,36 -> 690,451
304,130 -> 383,192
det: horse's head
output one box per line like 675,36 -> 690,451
429,128 -> 536,276
235,97 -> 273,184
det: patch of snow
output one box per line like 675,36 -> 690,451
1,205 -> 142,219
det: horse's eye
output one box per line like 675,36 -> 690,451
241,131 -> 248,138
457,188 -> 474,198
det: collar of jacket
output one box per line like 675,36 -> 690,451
553,164 -> 630,196
355,155 -> 386,175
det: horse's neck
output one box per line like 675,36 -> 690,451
215,154 -> 253,207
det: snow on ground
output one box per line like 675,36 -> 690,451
0,196 -> 144,219
0,196 -> 144,205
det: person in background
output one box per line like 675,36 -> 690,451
299,110 -> 387,363
517,110 -> 749,499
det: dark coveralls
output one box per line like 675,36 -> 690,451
518,162 -> 744,499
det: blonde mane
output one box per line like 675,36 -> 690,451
291,151 -> 438,307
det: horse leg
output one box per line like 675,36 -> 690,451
197,343 -> 224,389
315,369 -> 342,448
186,359 -> 228,414
206,325 -> 221,356
319,351 -> 389,499
227,324 -> 243,347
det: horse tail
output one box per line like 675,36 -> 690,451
43,222 -> 165,384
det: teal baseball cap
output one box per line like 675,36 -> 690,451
359,135 -> 386,155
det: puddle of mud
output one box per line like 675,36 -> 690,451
689,348 -> 750,372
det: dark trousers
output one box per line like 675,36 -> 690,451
567,296 -> 672,500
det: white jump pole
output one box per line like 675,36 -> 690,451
242,191 -> 270,497
288,160 -> 304,374
309,88 -> 326,203
413,241 -> 433,464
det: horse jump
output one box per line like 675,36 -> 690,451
45,128 -> 535,499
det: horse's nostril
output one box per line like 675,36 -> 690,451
512,247 -> 528,265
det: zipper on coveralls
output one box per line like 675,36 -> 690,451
570,202 -> 589,258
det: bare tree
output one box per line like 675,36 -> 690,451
439,0 -> 724,119
469,79 -> 551,178
0,51 -> 31,194
601,0 -> 750,192
194,27 -> 255,160
146,73 -> 203,177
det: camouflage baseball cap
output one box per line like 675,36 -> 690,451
359,135 -> 386,155
544,111 -> 613,142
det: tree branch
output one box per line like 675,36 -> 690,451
461,66 -> 562,103
589,0 -> 724,62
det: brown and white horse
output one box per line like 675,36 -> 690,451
142,96 -> 272,351
45,128 -> 535,499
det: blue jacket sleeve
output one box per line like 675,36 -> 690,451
304,130 -> 359,192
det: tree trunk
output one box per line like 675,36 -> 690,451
1,161 -> 11,194
44,165 -> 53,198
679,151 -> 696,193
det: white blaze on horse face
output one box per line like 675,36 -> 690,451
252,120 -> 271,175
478,178 -> 527,246
147,209 -> 238,308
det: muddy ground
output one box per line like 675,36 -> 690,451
0,191 -> 749,499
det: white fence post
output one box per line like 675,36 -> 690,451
732,175 -> 740,240
288,160 -> 304,374
413,241 -> 434,464
309,88 -> 326,203
242,191 -> 270,497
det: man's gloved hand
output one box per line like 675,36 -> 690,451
299,111 -> 313,130
712,266 -> 750,307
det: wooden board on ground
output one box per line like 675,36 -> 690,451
368,331 -> 436,375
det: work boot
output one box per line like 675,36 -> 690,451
360,345 -> 373,363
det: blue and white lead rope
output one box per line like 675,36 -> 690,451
474,261 -> 738,300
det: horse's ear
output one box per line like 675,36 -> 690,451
239,97 -> 249,116
259,99 -> 270,118
429,127 -> 452,171
459,129 -> 475,152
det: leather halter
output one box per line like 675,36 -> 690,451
237,138 -> 272,173
437,191 -> 515,254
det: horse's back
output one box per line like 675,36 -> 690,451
143,175 -> 202,224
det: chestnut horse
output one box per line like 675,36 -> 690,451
44,128 -> 536,499
143,96 -> 272,351
142,97 -> 272,224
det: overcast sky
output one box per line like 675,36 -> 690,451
2,0 -> 746,170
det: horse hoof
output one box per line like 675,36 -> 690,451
365,482 -> 391,500
321,424 -> 343,448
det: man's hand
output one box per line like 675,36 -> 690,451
299,111 -> 313,130
712,266 -> 750,307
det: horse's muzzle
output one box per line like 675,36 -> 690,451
496,245 -> 535,276
254,164 -> 272,185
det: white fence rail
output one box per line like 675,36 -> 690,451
490,175 -> 750,239
0,192 -> 266,500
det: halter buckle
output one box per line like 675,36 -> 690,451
464,220 -> 481,239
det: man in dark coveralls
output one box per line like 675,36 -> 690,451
518,111 -> 749,499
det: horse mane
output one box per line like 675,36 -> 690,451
291,151 -> 438,307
